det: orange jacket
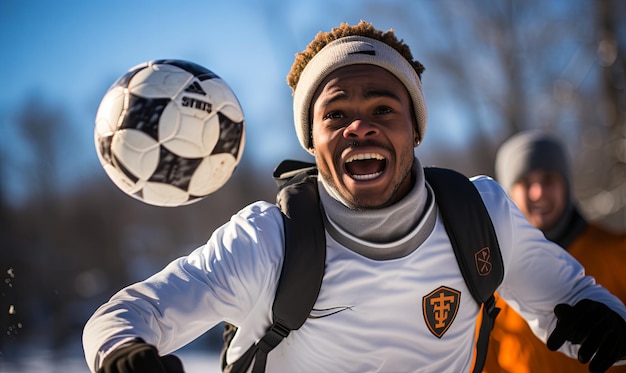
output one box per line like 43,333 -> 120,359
484,223 -> 626,373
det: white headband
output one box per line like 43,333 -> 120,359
292,35 -> 427,153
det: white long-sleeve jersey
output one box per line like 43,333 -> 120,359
83,176 -> 626,373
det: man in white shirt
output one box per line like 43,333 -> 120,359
83,21 -> 626,373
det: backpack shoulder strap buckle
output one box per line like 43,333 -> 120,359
257,321 -> 291,353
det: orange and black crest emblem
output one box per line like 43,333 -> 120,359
423,286 -> 461,338
474,247 -> 492,276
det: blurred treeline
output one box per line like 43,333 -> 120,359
1,0 -> 625,364
0,134 -> 277,357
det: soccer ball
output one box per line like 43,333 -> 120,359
94,59 -> 245,207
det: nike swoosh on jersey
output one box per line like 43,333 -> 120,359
308,306 -> 354,319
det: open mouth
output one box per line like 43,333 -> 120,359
345,153 -> 386,180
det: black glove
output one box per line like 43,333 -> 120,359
97,340 -> 185,373
546,299 -> 626,373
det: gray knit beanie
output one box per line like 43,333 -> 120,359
495,131 -> 571,193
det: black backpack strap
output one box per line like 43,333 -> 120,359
424,167 -> 504,373
222,160 -> 326,373
273,159 -> 317,188
474,296 -> 499,373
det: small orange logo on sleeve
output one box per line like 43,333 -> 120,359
423,286 -> 461,338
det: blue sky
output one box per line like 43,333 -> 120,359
2,1 -> 307,164
0,1 -> 440,150
3,0 -> 460,202
4,0 -> 588,204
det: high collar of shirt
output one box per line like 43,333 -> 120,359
318,157 -> 437,260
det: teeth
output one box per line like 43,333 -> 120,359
352,172 -> 383,181
346,153 -> 385,163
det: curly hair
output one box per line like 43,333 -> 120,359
286,20 -> 425,92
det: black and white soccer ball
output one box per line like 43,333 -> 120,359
94,59 -> 245,207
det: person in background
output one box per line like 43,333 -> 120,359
485,130 -> 626,373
